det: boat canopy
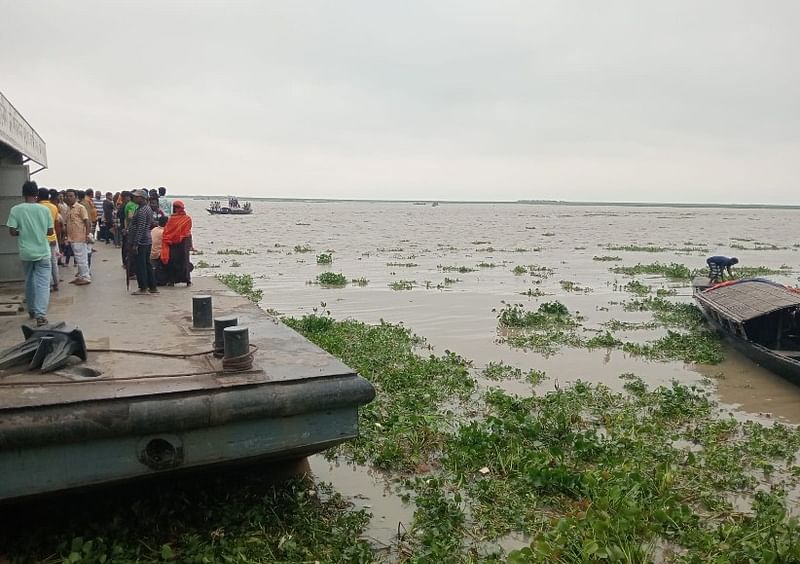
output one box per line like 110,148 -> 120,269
696,279 -> 800,323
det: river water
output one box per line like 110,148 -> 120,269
189,199 -> 800,548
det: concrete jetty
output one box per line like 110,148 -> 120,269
0,250 -> 375,501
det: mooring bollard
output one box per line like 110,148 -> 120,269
223,326 -> 249,360
192,295 -> 213,329
213,316 -> 239,357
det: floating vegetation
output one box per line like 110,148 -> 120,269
476,246 -> 496,252
476,262 -> 497,268
216,273 -> 263,302
623,296 -> 704,328
520,288 -> 547,297
592,255 -> 622,262
378,247 -> 404,252
317,272 -> 348,286
611,262 -> 693,281
624,280 -> 651,296
735,265 -> 792,277
482,361 -> 547,384
730,242 -> 787,251
471,240 -> 491,245
512,265 -> 553,278
542,232 -> 556,237
316,253 -> 333,265
216,248 -> 256,255
386,262 -> 418,267
605,244 -> 671,252
389,280 -> 415,291
602,319 -> 659,331
293,245 -> 314,253
498,302 -> 579,330
350,277 -> 369,287
230,260 -> 241,268
656,287 -> 678,296
622,330 -> 723,363
195,259 -> 220,269
284,315 -> 475,472
559,280 -> 592,293
438,265 -> 476,273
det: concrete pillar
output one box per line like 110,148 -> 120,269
0,145 -> 29,282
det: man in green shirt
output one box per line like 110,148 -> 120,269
6,180 -> 55,326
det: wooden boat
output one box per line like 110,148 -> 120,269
207,198 -> 252,215
694,278 -> 800,384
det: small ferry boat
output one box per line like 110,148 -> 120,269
207,197 -> 253,215
694,278 -> 800,384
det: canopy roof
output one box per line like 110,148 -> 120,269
0,91 -> 47,168
696,280 -> 800,323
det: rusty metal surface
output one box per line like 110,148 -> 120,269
0,253 -> 358,411
696,280 -> 800,323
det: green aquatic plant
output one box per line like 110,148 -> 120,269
559,280 -> 592,293
317,272 -> 347,286
623,329 -> 723,364
476,262 -> 497,268
216,273 -> 263,302
350,277 -> 369,287
216,248 -> 256,255
438,265 -> 476,273
611,262 -> 693,281
482,361 -> 547,384
592,255 -> 622,262
386,262 -> 418,267
389,280 -> 414,290
520,288 -> 546,297
316,253 -> 333,265
735,265 -> 792,277
283,315 -> 475,471
293,245 -> 314,253
624,280 -> 651,296
229,260 -> 241,268
497,301 -> 577,329
623,296 -> 704,328
512,265 -> 527,275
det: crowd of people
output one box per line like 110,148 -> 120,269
5,181 -> 194,325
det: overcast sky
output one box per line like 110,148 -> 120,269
2,1 -> 798,203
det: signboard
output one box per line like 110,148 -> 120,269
0,92 -> 47,168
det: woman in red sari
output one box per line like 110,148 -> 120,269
160,200 -> 193,286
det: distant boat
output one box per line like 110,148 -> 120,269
207,197 -> 253,215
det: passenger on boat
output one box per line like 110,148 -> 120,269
706,255 -> 738,282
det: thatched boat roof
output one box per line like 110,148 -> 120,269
695,280 -> 800,323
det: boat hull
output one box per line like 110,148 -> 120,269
700,309 -> 800,386
206,208 -> 252,215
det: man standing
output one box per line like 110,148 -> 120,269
127,190 -> 158,295
6,181 -> 54,326
158,186 -> 171,218
37,187 -> 61,292
65,189 -> 92,285
102,192 -> 114,244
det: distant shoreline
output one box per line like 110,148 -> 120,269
177,196 -> 800,210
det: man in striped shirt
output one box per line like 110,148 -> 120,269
127,190 -> 159,295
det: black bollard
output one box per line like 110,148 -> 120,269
223,326 -> 249,359
192,295 -> 213,329
213,316 -> 239,357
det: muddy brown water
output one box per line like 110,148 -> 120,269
190,200 -> 800,548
